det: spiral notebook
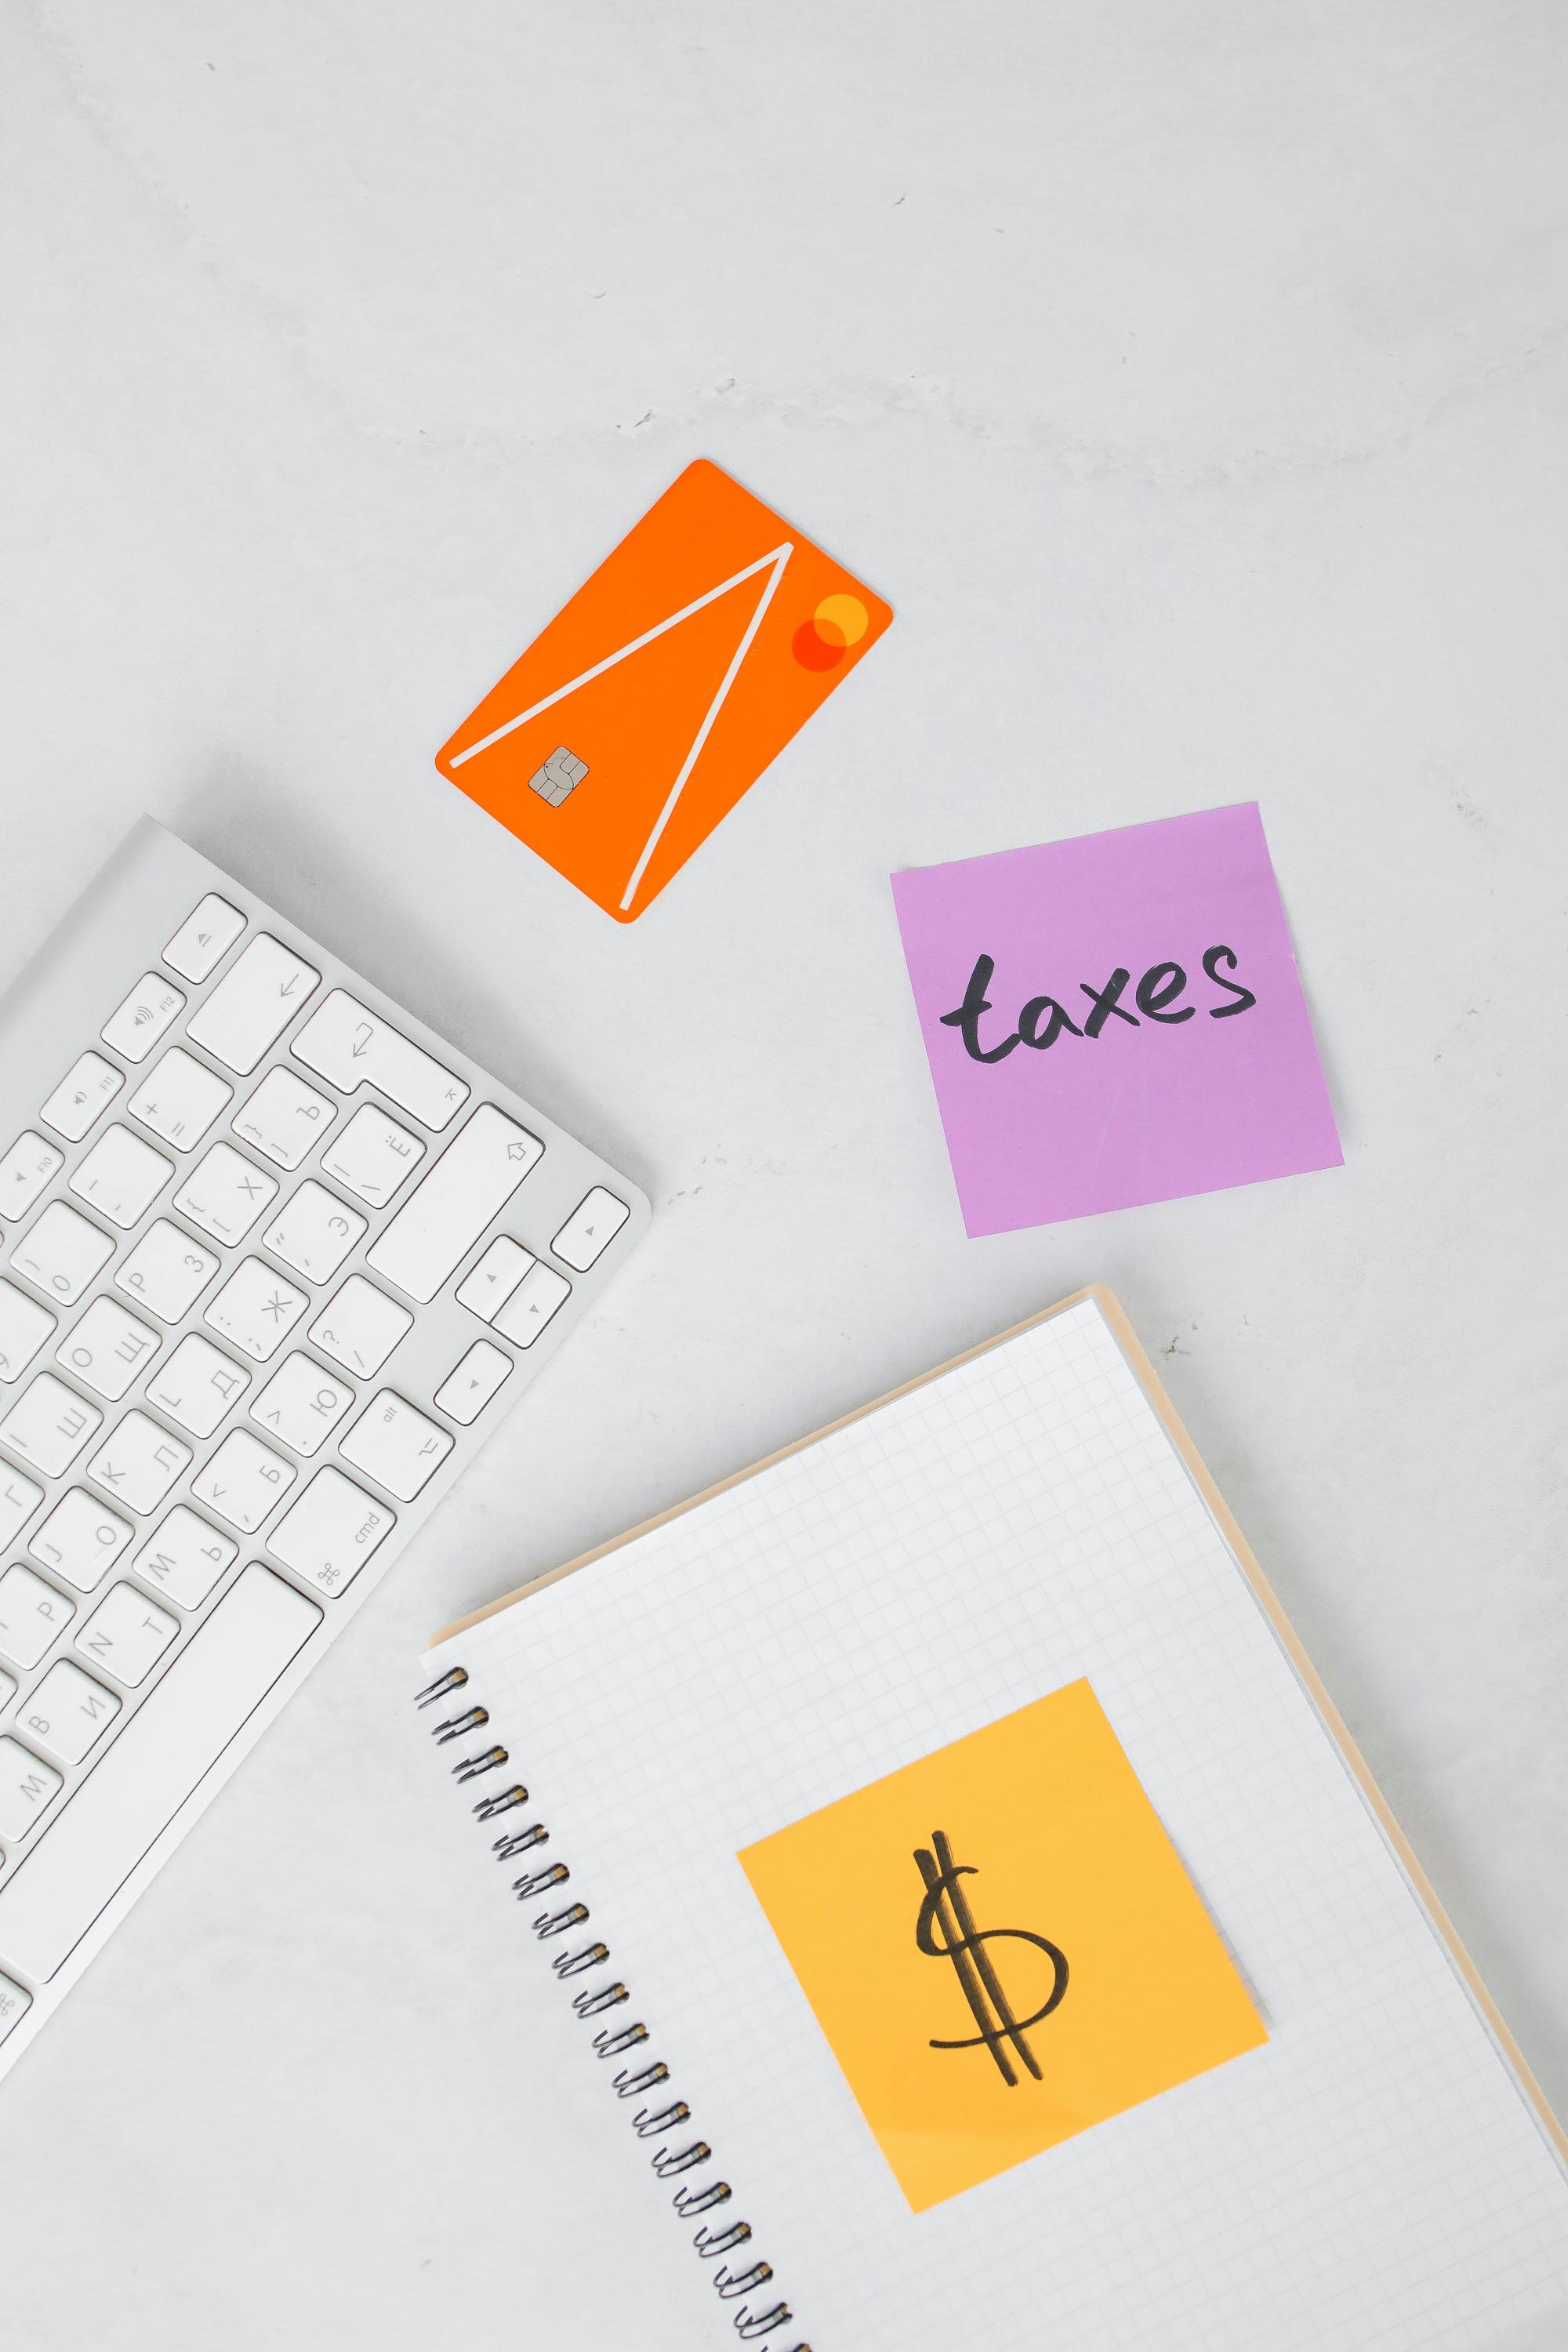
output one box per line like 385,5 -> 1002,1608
416,1289 -> 1568,2350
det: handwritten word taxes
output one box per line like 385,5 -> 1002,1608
940,946 -> 1257,1066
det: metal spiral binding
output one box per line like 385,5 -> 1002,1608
418,1666 -> 809,2350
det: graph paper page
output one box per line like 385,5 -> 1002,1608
426,1298 -> 1568,2350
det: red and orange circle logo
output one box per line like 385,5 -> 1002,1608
792,592 -> 870,672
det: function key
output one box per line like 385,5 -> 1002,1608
101,974 -> 186,1064
163,894 -> 245,983
40,1051 -> 122,1143
0,1132 -> 64,1222
551,1186 -> 631,1272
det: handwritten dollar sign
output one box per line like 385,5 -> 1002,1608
913,1830 -> 1069,2086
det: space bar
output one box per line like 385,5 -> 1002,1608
0,1566 -> 321,1984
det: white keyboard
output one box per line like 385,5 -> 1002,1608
0,818 -> 649,2079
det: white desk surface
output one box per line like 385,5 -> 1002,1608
4,7 -> 1566,2346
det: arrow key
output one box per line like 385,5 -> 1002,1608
493,1262 -> 571,1348
434,1341 -> 513,1425
551,1185 -> 631,1272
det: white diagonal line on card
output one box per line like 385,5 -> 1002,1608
448,543 -> 794,771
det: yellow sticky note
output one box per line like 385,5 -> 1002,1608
738,1680 -> 1266,2211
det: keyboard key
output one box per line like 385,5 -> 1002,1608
0,1972 -> 30,2044
185,935 -> 319,1075
10,1200 -> 115,1304
367,1105 -> 543,1304
77,1583 -> 180,1687
0,1466 -> 45,1551
40,1051 -> 122,1143
493,1261 -> 572,1348
204,1258 -> 308,1362
86,1410 -> 192,1515
0,1279 -> 56,1384
321,1105 -> 425,1210
172,1141 -> 279,1247
263,1180 -> 366,1284
68,1124 -> 172,1229
0,1131 -> 64,1221
145,1334 -> 251,1437
162,894 -> 245,982
0,1565 -> 74,1669
100,973 -> 186,1064
54,1296 -> 160,1400
0,1737 -> 63,1843
455,1236 -> 533,1323
0,1374 -> 103,1476
434,1340 -> 514,1425
130,1506 -> 237,1610
268,1465 -> 394,1597
18,1661 -> 120,1766
308,1276 -> 412,1378
28,1490 -> 133,1592
0,1565 -> 319,1983
552,1186 -> 631,1271
232,1066 -> 336,1171
339,1391 -> 454,1501
191,1428 -> 296,1534
114,1218 -> 220,1323
0,1667 -> 12,1708
127,1047 -> 233,1151
249,1353 -> 354,1456
291,989 -> 470,1131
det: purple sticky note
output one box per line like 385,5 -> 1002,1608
891,804 -> 1342,1236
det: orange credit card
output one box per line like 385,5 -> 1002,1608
435,459 -> 892,921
